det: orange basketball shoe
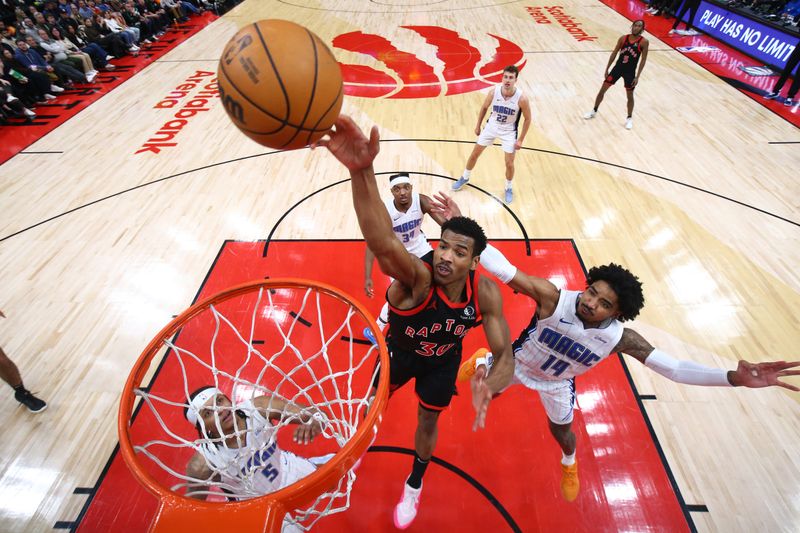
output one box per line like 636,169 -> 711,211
560,461 -> 579,502
457,348 -> 492,382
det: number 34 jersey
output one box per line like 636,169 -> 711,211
385,192 -> 432,258
512,290 -> 623,383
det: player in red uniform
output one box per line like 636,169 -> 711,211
317,115 -> 514,529
583,20 -> 650,130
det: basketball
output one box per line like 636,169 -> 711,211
217,20 -> 343,150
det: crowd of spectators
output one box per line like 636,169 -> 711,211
646,0 -> 800,28
0,0 -> 215,123
726,0 -> 800,27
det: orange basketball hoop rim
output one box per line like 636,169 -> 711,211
118,278 -> 389,533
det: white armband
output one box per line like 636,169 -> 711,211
644,349 -> 732,387
479,244 -> 517,284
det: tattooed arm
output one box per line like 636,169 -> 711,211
613,328 -> 800,390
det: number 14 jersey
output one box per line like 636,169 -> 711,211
512,290 -> 623,383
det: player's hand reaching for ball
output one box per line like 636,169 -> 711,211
429,192 -> 462,221
728,359 -> 800,390
315,115 -> 380,171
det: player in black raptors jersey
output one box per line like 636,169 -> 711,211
583,20 -> 650,130
317,115 -> 514,529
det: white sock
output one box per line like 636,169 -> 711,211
462,169 -> 471,180
561,451 -> 576,466
505,179 -> 513,191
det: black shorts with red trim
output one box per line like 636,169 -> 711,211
373,344 -> 461,410
605,65 -> 636,90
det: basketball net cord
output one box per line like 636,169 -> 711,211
132,285 -> 380,530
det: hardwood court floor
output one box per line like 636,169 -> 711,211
0,1 -> 798,532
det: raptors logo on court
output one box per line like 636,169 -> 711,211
332,26 -> 526,98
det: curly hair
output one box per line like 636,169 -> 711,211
586,263 -> 644,322
441,216 -> 487,257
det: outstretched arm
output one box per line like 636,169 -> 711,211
477,243 -> 560,317
364,246 -> 376,297
428,194 -> 561,314
470,277 -> 513,431
616,328 -> 800,390
316,115 -> 429,290
253,395 -> 325,444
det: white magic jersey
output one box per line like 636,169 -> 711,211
385,192 -> 432,257
513,290 -> 623,383
487,85 -> 523,134
198,401 -> 314,498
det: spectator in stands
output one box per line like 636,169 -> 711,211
41,1 -> 62,19
38,27 -> 98,82
52,25 -> 113,71
778,0 -> 800,23
2,45 -> 55,106
45,13 -> 63,33
0,60 -> 37,121
0,21 -> 17,49
136,0 -> 170,36
19,18 -> 40,43
121,2 -> 156,44
94,1 -> 114,13
102,9 -> 140,46
57,0 -> 75,17
83,15 -> 133,57
58,10 -> 79,34
33,12 -> 57,36
0,4 -> 15,26
18,36 -> 88,85
749,0 -> 787,16
77,1 -> 95,21
161,0 -> 188,23
178,0 -> 204,15
94,13 -> 139,52
2,44 -> 64,98
646,0 -> 672,15
668,0 -> 702,34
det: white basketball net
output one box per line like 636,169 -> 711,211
129,284 -> 381,531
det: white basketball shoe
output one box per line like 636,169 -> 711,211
393,480 -> 423,529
